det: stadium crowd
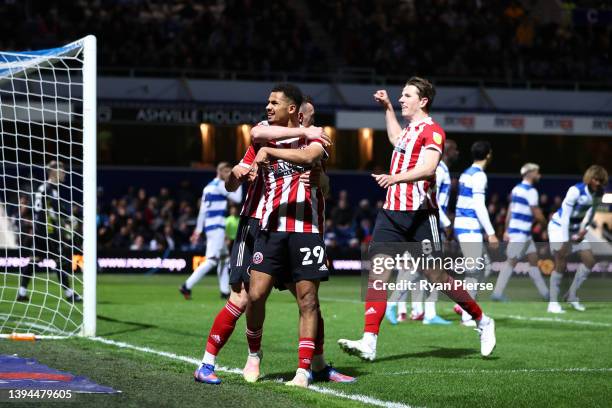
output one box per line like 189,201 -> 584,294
1,0 -> 610,81
310,0 -> 612,81
95,182 -> 570,252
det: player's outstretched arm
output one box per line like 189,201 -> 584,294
372,149 -> 440,188
503,204 -> 512,241
559,186 -> 580,241
191,190 -> 207,244
576,203 -> 598,241
254,144 -> 325,167
226,164 -> 250,192
251,126 -> 331,146
435,166 -> 452,229
225,185 -> 243,204
473,191 -> 498,245
374,90 -> 402,146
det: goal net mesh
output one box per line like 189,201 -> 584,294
0,39 -> 92,337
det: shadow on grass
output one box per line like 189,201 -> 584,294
96,315 -> 206,339
373,347 -> 480,363
96,315 -> 158,336
262,366 -> 365,382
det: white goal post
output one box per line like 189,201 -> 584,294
0,36 -> 97,338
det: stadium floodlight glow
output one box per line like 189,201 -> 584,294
323,126 -> 337,164
239,124 -> 252,145
199,123 -> 215,163
199,123 -> 211,135
236,124 -> 252,162
358,128 -> 374,166
0,36 -> 97,338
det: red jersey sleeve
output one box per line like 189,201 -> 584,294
421,124 -> 445,154
306,138 -> 329,161
239,144 -> 256,167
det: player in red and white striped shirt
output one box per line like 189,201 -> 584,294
338,77 -> 496,361
257,136 -> 326,233
383,116 -> 444,211
194,96 -> 353,385
243,84 -> 331,388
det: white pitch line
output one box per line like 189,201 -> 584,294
390,367 -> 612,375
503,315 -> 612,328
88,336 -> 415,408
309,385 -> 415,408
89,336 -> 242,375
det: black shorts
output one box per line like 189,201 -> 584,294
229,216 -> 260,285
251,230 -> 330,283
370,209 -> 442,257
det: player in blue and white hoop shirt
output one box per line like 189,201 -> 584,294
453,141 -> 498,326
180,162 -> 243,299
491,163 -> 549,301
436,139 -> 458,240
547,165 -> 608,314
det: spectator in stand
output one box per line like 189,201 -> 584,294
331,190 -> 354,227
324,219 -> 338,248
113,226 -> 132,249
130,234 -> 147,251
4,0 -> 611,82
330,190 -> 358,248
354,199 -> 375,225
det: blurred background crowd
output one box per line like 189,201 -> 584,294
2,0 -> 611,82
92,181 -> 605,253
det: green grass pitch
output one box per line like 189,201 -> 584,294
1,274 -> 612,407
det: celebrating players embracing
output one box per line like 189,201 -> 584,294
193,87 -> 353,386
244,84 -> 335,388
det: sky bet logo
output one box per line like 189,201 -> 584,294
494,117 -> 524,130
544,118 -> 573,130
444,115 -> 475,129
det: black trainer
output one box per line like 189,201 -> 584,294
179,284 -> 192,300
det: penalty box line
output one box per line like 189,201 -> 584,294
87,336 -> 416,408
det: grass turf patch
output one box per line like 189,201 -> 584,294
2,274 -> 612,407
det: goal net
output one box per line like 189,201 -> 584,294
0,36 -> 97,338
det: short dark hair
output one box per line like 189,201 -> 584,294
471,140 -> 492,161
406,76 -> 435,112
301,95 -> 313,107
271,83 -> 303,108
